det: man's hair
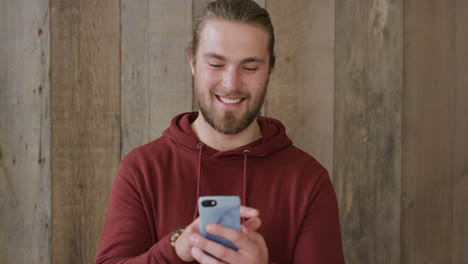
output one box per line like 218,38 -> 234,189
188,0 -> 276,69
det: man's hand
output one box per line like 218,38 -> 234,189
174,206 -> 266,262
187,206 -> 268,264
174,217 -> 201,261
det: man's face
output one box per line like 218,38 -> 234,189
190,19 -> 271,135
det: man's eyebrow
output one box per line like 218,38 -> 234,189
241,57 -> 266,64
203,52 -> 226,60
202,52 -> 265,64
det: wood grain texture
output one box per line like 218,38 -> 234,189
120,0 -> 151,157
146,0 -> 192,145
265,0 -> 335,176
452,2 -> 468,263
335,1 -> 403,263
121,0 -> 193,157
50,0 -> 120,263
402,1 -> 463,263
0,0 -> 50,263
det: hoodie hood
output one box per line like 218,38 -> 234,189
162,112 -> 293,158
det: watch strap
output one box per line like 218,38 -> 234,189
170,226 -> 186,247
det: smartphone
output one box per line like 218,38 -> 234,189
198,196 -> 241,251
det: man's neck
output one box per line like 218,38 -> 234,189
191,112 -> 262,152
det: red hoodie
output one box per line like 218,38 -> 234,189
95,112 -> 344,264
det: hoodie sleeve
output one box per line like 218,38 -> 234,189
95,162 -> 195,264
292,170 -> 345,264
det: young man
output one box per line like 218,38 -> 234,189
95,0 -> 344,263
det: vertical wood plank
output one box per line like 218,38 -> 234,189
50,0 -> 120,263
120,0 -> 151,157
265,0 -> 335,176
452,2 -> 468,263
0,0 -> 50,263
121,0 -> 193,157
402,1 -> 460,263
335,1 -> 403,263
147,0 -> 192,147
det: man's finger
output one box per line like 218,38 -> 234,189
206,223 -> 257,250
188,217 -> 200,232
191,246 -> 225,264
190,234 -> 237,263
240,206 -> 259,218
241,224 -> 264,244
242,217 -> 262,231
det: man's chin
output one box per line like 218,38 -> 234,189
216,116 -> 258,135
199,106 -> 259,135
212,119 -> 244,135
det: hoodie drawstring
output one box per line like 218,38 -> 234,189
194,142 -> 204,220
242,150 -> 249,209
193,144 -> 250,222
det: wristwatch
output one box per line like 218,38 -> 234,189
170,226 -> 186,247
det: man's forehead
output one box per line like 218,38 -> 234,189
198,19 -> 269,59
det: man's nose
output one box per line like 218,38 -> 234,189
222,67 -> 240,92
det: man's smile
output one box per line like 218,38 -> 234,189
215,95 -> 245,104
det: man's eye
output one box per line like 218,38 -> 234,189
244,67 -> 258,71
209,64 -> 223,68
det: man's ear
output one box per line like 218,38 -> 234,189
188,53 -> 196,75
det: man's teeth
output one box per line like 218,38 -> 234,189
219,96 -> 242,104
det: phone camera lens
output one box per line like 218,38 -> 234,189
202,200 -> 217,207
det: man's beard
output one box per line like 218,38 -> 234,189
195,80 -> 268,135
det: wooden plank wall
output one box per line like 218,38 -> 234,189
402,0 -> 468,263
266,0 -> 335,177
1,0 -> 467,263
121,0 -> 193,157
452,2 -> 468,262
0,0 -> 50,263
50,1 -> 120,263
335,1 -> 403,263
